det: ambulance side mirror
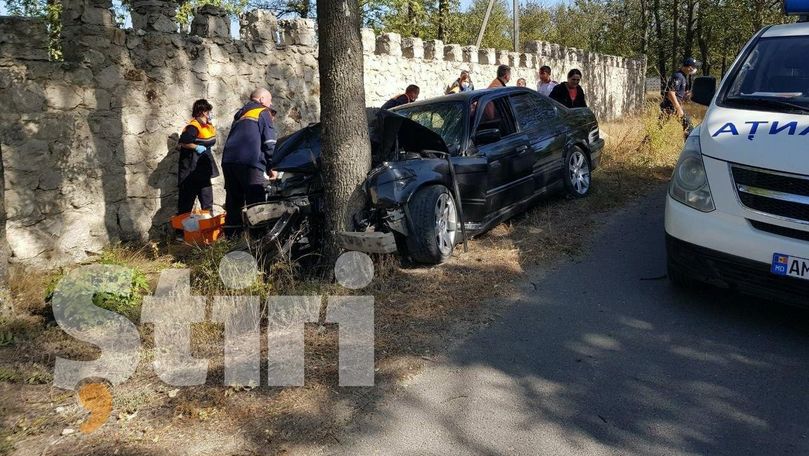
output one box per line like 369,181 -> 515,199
692,76 -> 716,106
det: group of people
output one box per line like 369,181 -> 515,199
380,64 -> 588,110
176,59 -> 697,238
176,87 -> 278,238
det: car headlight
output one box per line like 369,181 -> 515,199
669,129 -> 715,212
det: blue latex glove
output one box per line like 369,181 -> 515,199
194,145 -> 206,155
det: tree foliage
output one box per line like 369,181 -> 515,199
1,0 -> 792,78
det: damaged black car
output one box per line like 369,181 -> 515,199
241,87 -> 604,265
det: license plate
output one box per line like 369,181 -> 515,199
771,253 -> 809,280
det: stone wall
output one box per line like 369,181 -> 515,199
0,2 -> 645,268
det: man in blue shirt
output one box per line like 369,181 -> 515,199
221,87 -> 277,237
661,57 -> 698,136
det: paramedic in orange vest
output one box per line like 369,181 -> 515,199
221,87 -> 277,237
177,99 -> 219,215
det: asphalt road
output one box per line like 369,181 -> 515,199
333,187 -> 809,456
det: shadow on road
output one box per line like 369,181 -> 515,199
335,190 -> 809,455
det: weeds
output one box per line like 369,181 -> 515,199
0,105 -> 703,455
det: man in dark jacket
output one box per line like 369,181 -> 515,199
661,57 -> 698,136
381,85 -> 419,110
221,87 -> 277,237
549,68 -> 587,108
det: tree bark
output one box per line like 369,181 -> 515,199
317,0 -> 373,270
671,0 -> 680,71
683,0 -> 696,60
0,144 -> 8,285
652,0 -> 666,91
640,0 -> 649,56
438,0 -> 448,41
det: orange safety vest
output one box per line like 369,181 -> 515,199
236,107 -> 268,123
186,118 -> 217,147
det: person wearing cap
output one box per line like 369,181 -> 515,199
488,65 -> 511,88
446,70 -> 475,94
176,99 -> 219,217
381,85 -> 420,110
661,57 -> 698,134
221,87 -> 277,237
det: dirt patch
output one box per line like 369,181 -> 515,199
0,106 -> 698,455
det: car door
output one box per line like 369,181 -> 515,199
508,91 -> 567,193
471,96 -> 534,214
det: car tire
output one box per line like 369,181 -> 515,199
406,185 -> 459,264
563,146 -> 592,198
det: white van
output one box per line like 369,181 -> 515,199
664,8 -> 809,302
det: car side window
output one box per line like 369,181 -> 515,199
475,97 -> 516,138
509,93 -> 558,132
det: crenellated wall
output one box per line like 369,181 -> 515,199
0,2 -> 645,267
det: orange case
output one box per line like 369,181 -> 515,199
170,210 -> 226,245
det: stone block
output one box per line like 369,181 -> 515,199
402,37 -> 423,59
191,5 -> 231,39
376,33 -> 402,57
361,28 -> 376,54
240,9 -> 277,43
0,17 -> 49,62
44,84 -> 84,110
520,53 -> 533,69
280,19 -> 316,47
509,52 -> 520,68
444,44 -> 461,62
478,48 -> 496,65
462,46 -> 478,64
424,40 -> 443,61
497,50 -> 509,65
130,0 -> 178,33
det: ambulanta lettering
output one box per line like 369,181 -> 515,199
712,121 -> 809,138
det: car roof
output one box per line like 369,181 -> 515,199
391,87 -> 537,110
761,22 -> 809,38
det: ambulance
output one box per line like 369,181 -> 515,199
664,1 -> 809,302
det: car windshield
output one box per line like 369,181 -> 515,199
393,102 -> 465,150
724,36 -> 809,112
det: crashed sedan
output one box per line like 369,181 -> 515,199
243,87 -> 604,264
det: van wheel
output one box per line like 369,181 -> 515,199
406,185 -> 458,264
564,146 -> 592,198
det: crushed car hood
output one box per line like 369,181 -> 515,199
272,108 -> 448,173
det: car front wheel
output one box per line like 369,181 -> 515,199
564,146 -> 592,198
406,185 -> 458,264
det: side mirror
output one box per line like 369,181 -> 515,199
474,128 -> 501,145
691,76 -> 717,106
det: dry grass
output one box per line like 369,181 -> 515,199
0,104 -> 704,455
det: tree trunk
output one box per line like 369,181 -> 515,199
640,0 -> 649,56
653,0 -> 666,91
683,0 -> 696,60
317,0 -> 373,271
696,5 -> 711,76
0,144 -> 7,285
438,0 -> 448,41
671,0 -> 680,71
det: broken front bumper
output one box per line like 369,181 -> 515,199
336,231 -> 398,254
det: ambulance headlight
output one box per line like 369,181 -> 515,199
669,129 -> 715,212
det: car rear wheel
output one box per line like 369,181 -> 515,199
564,146 -> 592,198
406,185 -> 458,264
